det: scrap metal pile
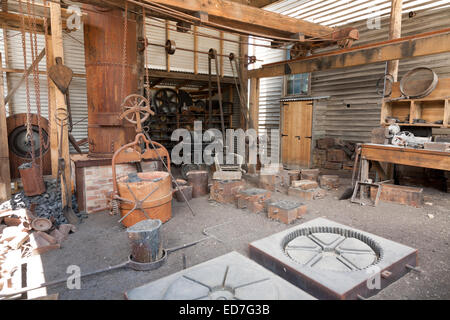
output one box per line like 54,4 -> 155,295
0,180 -> 84,226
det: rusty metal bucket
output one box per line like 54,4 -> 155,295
19,162 -> 46,196
186,170 -> 209,198
117,172 -> 172,227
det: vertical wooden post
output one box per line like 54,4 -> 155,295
249,77 -> 259,132
165,20 -> 170,72
387,0 -> 403,81
45,32 -> 58,178
0,53 -> 12,201
193,25 -> 198,75
49,0 -> 71,207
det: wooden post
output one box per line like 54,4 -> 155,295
387,0 -> 403,81
249,77 -> 259,132
220,31 -> 224,77
45,34 -> 58,178
49,0 -> 71,207
165,20 -> 170,72
193,25 -> 198,74
2,26 -> 12,115
0,53 -> 12,201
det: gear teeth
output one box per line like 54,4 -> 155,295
280,226 -> 384,272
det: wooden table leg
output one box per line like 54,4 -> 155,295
360,158 -> 370,182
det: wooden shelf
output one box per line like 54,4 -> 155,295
381,78 -> 450,128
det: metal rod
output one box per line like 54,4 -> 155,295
0,261 -> 129,298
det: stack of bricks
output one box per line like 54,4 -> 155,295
209,180 -> 246,204
259,164 -> 291,194
313,138 -> 356,171
267,200 -> 307,224
236,188 -> 271,213
78,161 -> 160,213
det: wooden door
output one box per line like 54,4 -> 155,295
281,101 -> 313,168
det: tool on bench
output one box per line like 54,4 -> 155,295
55,108 -> 80,225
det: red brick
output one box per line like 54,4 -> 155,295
292,180 -> 318,190
327,149 -> 347,162
267,202 -> 307,224
210,180 -> 245,204
319,175 -> 340,190
317,138 -> 335,149
301,169 -> 320,181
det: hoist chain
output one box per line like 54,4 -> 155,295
18,0 -> 35,161
120,1 -> 128,103
28,0 -> 45,175
143,7 -> 150,99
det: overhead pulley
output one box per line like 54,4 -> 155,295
165,39 -> 176,55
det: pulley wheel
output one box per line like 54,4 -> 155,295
165,40 -> 176,55
290,43 -> 309,59
154,88 -> 180,114
120,94 -> 154,124
9,124 -> 49,159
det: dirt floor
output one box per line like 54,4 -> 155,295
37,175 -> 450,300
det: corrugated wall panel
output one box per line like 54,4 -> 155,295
146,18 -> 166,70
198,27 -> 220,75
311,7 -> 450,142
168,21 -> 195,73
254,3 -> 450,144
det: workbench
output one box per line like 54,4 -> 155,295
360,143 -> 450,182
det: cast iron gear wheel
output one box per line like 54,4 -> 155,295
154,88 -> 180,114
281,226 -> 384,272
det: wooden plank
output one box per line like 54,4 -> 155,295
249,28 -> 450,79
0,53 -> 12,202
444,99 -> 449,127
4,49 -> 45,105
361,144 -> 450,171
387,0 -> 403,82
50,0 -> 71,207
389,78 -> 450,100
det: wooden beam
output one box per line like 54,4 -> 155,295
240,35 -> 249,130
72,0 -> 335,40
148,69 -> 237,84
4,49 -> 45,105
49,0 -> 71,207
249,28 -> 450,79
0,53 -> 12,202
2,25 -> 13,115
149,0 -> 333,39
387,0 -> 403,82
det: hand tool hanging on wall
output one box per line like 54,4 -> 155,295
208,48 -> 225,137
55,108 -> 80,225
48,57 -> 84,154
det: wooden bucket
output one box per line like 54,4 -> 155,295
117,172 -> 172,227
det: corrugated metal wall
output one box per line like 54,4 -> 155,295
145,17 -> 240,77
1,26 -> 88,152
312,7 -> 450,142
252,4 -> 450,144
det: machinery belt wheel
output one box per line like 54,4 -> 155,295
282,226 -> 384,272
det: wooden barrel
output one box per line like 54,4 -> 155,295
117,172 -> 172,227
186,170 -> 209,197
